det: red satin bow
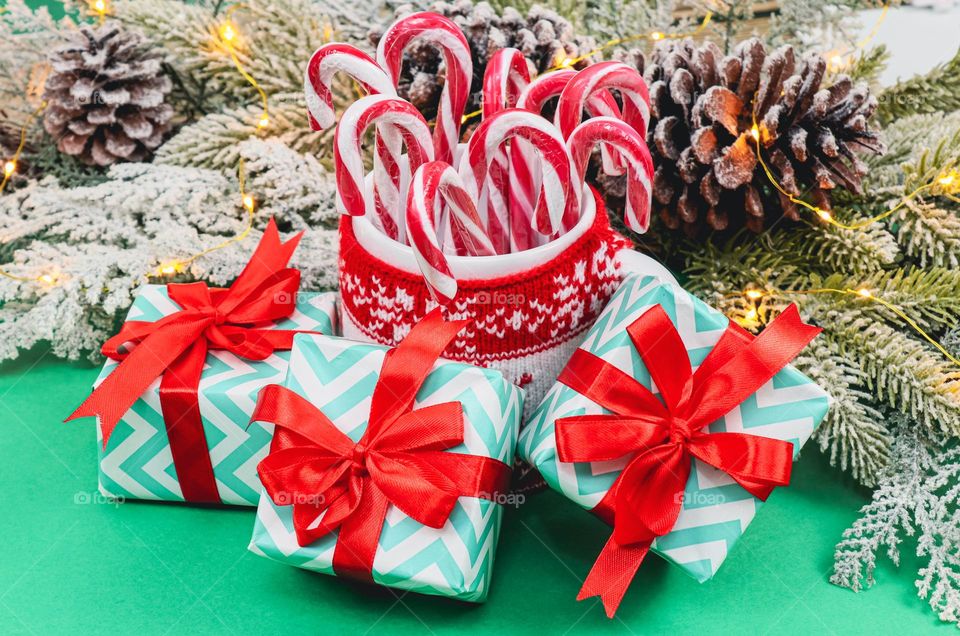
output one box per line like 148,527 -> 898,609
251,309 -> 512,581
68,218 -> 307,503
555,303 -> 821,617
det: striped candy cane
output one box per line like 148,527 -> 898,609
482,48 -> 532,253
567,117 -> 654,233
506,70 -> 624,249
377,12 -> 472,166
304,44 -> 404,239
407,161 -> 496,304
556,62 -> 651,142
460,109 -> 576,238
335,95 -> 434,219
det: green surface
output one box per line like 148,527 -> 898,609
0,348 -> 946,635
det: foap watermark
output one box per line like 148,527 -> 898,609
271,491 -> 326,506
673,491 -> 727,507
473,290 -> 525,306
74,490 -> 125,507
480,491 -> 526,508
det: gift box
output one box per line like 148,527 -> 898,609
69,220 -> 337,507
518,275 -> 829,615
94,285 -> 336,506
249,311 -> 523,602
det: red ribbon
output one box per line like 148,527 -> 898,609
555,303 -> 821,617
67,218 -> 308,503
251,309 -> 512,581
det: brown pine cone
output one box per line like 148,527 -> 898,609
619,38 -> 883,235
42,25 -> 174,166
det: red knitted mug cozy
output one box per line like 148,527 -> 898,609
338,187 -> 636,412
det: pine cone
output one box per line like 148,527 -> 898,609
369,1 -> 596,124
42,25 -> 174,166
620,38 -> 882,235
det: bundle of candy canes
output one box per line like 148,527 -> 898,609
305,12 -> 655,304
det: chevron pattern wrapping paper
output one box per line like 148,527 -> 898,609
249,333 -> 523,602
95,285 -> 337,506
518,275 -> 830,583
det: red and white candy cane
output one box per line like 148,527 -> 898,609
304,44 -> 404,239
335,95 -> 434,219
461,109 -> 576,238
567,117 -> 654,233
518,69 -> 625,175
556,62 -> 651,142
508,70 -> 626,249
482,48 -> 532,253
377,12 -> 472,165
406,161 -> 496,303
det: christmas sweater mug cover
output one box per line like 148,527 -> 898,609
307,12 -> 675,417
67,220 -> 337,506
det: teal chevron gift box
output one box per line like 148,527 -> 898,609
249,324 -> 524,602
95,285 -> 337,506
518,275 -> 830,593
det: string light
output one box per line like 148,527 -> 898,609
825,1 -> 891,75
739,287 -> 960,367
750,114 -> 955,231
1,101 -> 46,194
89,0 -> 109,24
219,5 -> 269,132
461,12 -> 714,125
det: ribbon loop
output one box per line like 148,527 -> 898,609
555,302 -> 821,617
252,308 -> 512,581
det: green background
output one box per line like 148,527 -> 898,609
0,348 -> 948,634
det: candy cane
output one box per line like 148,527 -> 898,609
407,161 -> 496,303
335,95 -> 434,219
567,117 -> 654,233
461,109 -> 576,238
518,70 -> 625,174
481,48 -> 532,253
505,70 -> 623,249
377,12 -> 472,165
304,44 -> 404,239
556,62 -> 651,142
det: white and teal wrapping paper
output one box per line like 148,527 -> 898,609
517,275 -> 830,582
249,332 -> 524,602
95,285 -> 337,506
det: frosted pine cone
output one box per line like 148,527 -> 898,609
369,0 -> 596,123
622,38 -> 883,234
42,25 -> 174,166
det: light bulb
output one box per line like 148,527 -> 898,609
221,24 -> 236,43
242,194 -> 255,211
3,160 -> 15,177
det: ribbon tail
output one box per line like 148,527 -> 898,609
160,340 -> 221,503
66,317 -> 208,446
577,536 -> 651,618
332,481 -> 390,583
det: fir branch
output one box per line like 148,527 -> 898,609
833,428 -> 960,626
876,48 -> 960,125
847,46 -> 889,87
114,0 -> 352,116
0,140 -> 339,363
813,302 -> 960,437
796,336 -> 890,486
894,199 -> 960,270
832,427 -> 928,591
154,94 -> 330,170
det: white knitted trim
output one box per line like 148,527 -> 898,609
341,305 -> 585,420
352,184 -> 597,279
